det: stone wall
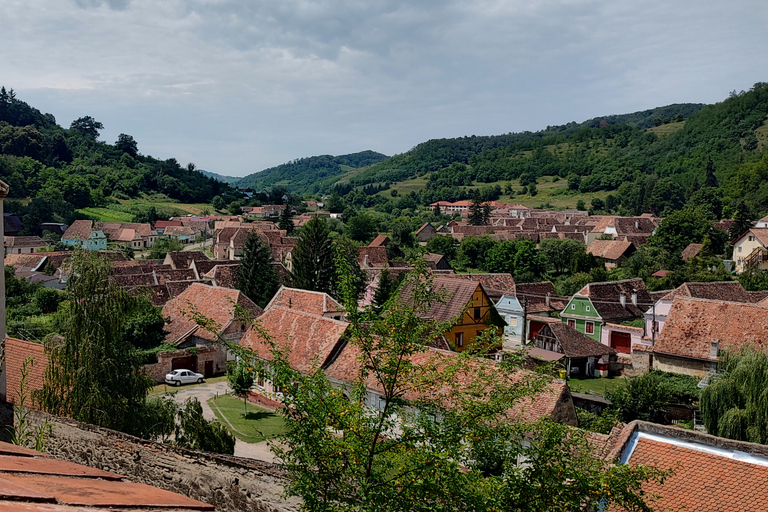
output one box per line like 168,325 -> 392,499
23,409 -> 299,512
653,353 -> 712,378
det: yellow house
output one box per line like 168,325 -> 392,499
415,277 -> 505,352
732,228 -> 768,273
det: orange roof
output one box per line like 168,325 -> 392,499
4,338 -> 45,405
62,220 -> 94,241
162,283 -> 262,345
0,440 -> 214,511
265,286 -> 343,317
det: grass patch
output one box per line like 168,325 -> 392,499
646,120 -> 685,137
567,377 -> 626,398
208,394 -> 287,443
76,207 -> 135,223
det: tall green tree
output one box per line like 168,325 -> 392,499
115,133 -> 138,156
425,235 -> 460,263
278,205 -> 295,234
648,207 -> 712,255
236,232 -> 279,308
729,201 -> 754,243
69,115 -> 103,139
291,216 -> 335,294
468,189 -> 486,225
37,251 -> 154,435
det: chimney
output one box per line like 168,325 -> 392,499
631,289 -> 638,307
619,292 -> 626,309
545,293 -> 550,308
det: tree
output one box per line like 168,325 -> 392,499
344,212 -> 378,243
468,189 -> 486,225
457,235 -> 497,270
648,207 -> 712,255
291,216 -> 335,294
729,201 -> 754,243
278,205 -> 295,234
233,257 -> 669,511
425,235 -> 460,263
606,371 -> 699,424
389,217 -> 416,249
236,232 -> 279,308
37,251 -> 154,435
115,133 -> 138,157
148,237 -> 184,259
228,361 -> 255,415
528,182 -> 538,196
69,116 -> 103,139
173,398 -> 235,454
576,199 -> 586,211
372,268 -> 400,308
540,238 -> 587,276
701,348 -> 768,444
211,195 -> 226,211
228,200 -> 244,216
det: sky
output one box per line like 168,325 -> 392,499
2,0 -> 768,177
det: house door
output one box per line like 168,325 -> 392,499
204,360 -> 214,378
611,332 -> 632,354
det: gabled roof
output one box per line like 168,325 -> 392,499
735,227 -> 768,247
358,246 -> 388,268
535,322 -> 617,358
680,243 -> 704,260
240,306 -> 349,374
265,286 -> 344,317
203,264 -> 239,289
422,252 -> 449,269
574,278 -> 651,319
613,216 -> 656,234
415,222 -> 436,235
515,282 -> 565,313
586,239 -> 634,261
369,234 -> 390,247
401,277 -> 483,323
62,219 -> 94,241
162,283 -> 262,345
4,236 -> 46,248
445,273 -> 516,300
653,296 -> 768,361
661,281 -> 755,303
165,251 -> 209,269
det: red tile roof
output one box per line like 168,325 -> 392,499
4,236 -> 46,248
533,322 -> 617,359
654,296 -> 768,361
265,286 -> 343,317
62,220 -> 94,241
0,440 -> 215,511
4,338 -> 45,405
681,243 -> 704,260
162,283 -> 262,345
240,306 -> 349,374
586,239 -> 634,261
515,282 -> 566,313
661,281 -> 756,303
575,278 -> 652,319
400,277 -> 481,323
358,246 -> 388,268
445,273 -> 516,299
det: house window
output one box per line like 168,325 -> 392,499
508,317 -> 518,327
585,322 -> 594,335
585,305 -> 591,312
474,307 -> 481,321
749,236 -> 755,242
571,304 -> 575,310
456,333 -> 464,348
653,321 -> 659,333
739,247 -> 742,253
567,319 -> 575,329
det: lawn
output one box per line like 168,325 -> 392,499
567,376 -> 627,398
76,207 -> 135,223
208,394 -> 287,443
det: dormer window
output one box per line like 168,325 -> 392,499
585,305 -> 591,312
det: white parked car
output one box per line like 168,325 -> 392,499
165,369 -> 205,386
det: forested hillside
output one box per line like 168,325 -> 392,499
236,150 -> 388,194
0,86 -> 235,234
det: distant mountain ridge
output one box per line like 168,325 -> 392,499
198,169 -> 241,185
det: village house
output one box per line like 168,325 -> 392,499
4,235 -> 47,255
154,283 -> 262,381
560,278 -> 652,354
732,227 -> 768,273
423,252 -> 451,270
99,222 -> 158,249
61,220 -> 107,251
652,296 -> 768,377
586,239 -> 635,269
414,222 -> 437,243
530,321 -> 617,377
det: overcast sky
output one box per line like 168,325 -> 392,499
2,0 -> 767,177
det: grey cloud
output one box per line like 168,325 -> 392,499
74,0 -> 131,10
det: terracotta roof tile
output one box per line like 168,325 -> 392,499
661,281 -> 756,303
681,243 -> 704,260
534,322 -> 617,358
575,278 -> 652,319
4,236 -> 46,248
399,277 -> 481,323
654,296 -> 768,361
358,246 -> 388,268
61,220 -> 94,241
445,273 -> 516,300
162,283 -> 262,345
515,282 -> 565,313
4,338 -> 45,406
586,239 -> 634,261
265,286 -> 343,317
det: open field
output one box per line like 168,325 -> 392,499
646,120 -> 685,137
208,394 -> 287,443
567,376 -> 626,397
76,207 -> 135,223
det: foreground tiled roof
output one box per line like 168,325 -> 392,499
162,283 -> 262,344
0,441 -> 214,511
166,251 -> 209,270
265,286 -> 343,317
653,296 -> 768,361
586,239 -> 634,261
4,338 -> 45,405
203,264 -> 239,289
610,421 -> 768,512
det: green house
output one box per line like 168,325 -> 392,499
560,278 -> 652,349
